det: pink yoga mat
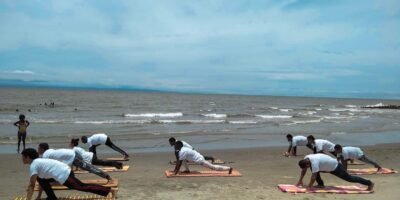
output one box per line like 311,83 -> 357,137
278,184 -> 373,194
348,167 -> 397,175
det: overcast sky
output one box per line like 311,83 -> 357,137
0,0 -> 399,98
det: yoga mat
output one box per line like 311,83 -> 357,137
169,159 -> 226,165
14,194 -> 115,200
165,170 -> 242,177
34,179 -> 119,191
74,165 -> 130,174
348,168 -> 397,175
278,184 -> 373,194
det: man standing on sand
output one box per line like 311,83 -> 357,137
334,144 -> 383,172
285,134 -> 313,156
173,141 -> 232,175
21,148 -> 112,200
81,133 -> 129,159
297,153 -> 374,191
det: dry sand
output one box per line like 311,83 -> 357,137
1,144 -> 399,200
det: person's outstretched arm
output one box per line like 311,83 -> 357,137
287,144 -> 292,156
308,173 -> 317,188
26,174 -> 37,200
342,158 -> 349,170
296,168 -> 307,186
174,160 -> 182,175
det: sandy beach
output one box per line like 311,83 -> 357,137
1,143 -> 399,200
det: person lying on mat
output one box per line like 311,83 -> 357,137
334,144 -> 383,172
307,135 -> 337,156
173,141 -> 233,175
70,138 -> 123,171
22,148 -> 112,200
169,137 -> 215,162
296,153 -> 374,191
285,134 -> 313,156
38,142 -> 113,183
81,133 -> 129,159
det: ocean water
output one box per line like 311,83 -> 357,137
1,87 -> 400,153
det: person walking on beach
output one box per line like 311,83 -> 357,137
285,134 -> 313,156
307,135 -> 336,156
334,144 -> 383,172
297,153 -> 374,191
14,114 -> 30,153
81,133 -> 129,159
21,148 -> 112,200
173,141 -> 232,175
70,138 -> 123,170
38,143 -> 114,182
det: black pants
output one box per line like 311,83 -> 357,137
91,153 -> 122,168
37,171 -> 110,200
89,137 -> 128,157
315,163 -> 372,186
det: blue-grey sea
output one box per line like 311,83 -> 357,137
1,87 -> 400,153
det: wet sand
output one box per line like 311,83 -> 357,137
1,143 -> 399,200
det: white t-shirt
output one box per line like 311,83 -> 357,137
181,141 -> 193,149
178,147 -> 204,162
315,139 -> 335,152
73,147 -> 94,163
30,158 -> 71,184
42,149 -> 76,166
342,147 -> 364,160
291,136 -> 308,147
305,154 -> 338,173
87,133 -> 108,147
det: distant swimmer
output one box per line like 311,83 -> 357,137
70,138 -> 123,169
297,153 -> 374,191
38,142 -> 113,182
14,114 -> 30,153
173,141 -> 232,174
307,135 -> 336,156
334,144 -> 383,172
169,137 -> 215,162
21,148 -> 112,200
81,133 -> 129,159
285,134 -> 313,156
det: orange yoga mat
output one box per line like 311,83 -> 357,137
75,165 -> 130,174
278,184 -> 373,194
14,195 -> 115,200
34,179 -> 119,191
348,167 -> 397,175
165,170 -> 242,177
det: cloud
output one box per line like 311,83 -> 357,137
5,70 -> 35,75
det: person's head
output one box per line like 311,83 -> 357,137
70,138 -> 79,148
286,134 -> 293,142
174,141 -> 183,151
81,136 -> 88,144
19,114 -> 25,121
334,144 -> 343,154
38,143 -> 49,155
307,135 -> 315,144
169,137 -> 176,146
298,159 -> 311,169
21,148 -> 39,164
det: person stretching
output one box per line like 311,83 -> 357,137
334,144 -> 382,172
70,138 -> 123,170
21,148 -> 111,200
38,143 -> 113,183
285,134 -> 313,156
297,153 -> 374,191
173,141 -> 232,175
81,133 -> 129,159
